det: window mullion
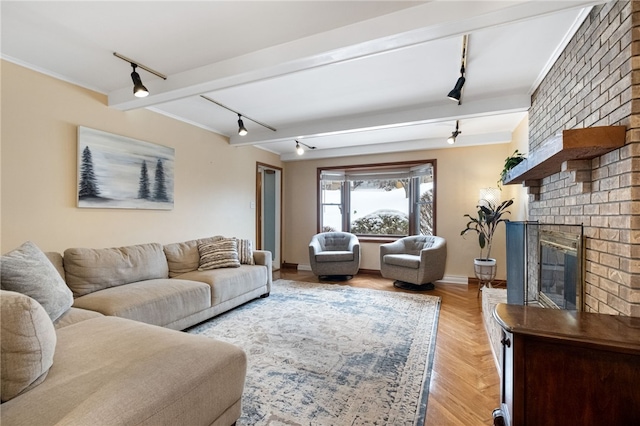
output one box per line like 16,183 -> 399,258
343,181 -> 350,232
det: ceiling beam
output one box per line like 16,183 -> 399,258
227,93 -> 531,146
279,131 -> 513,162
107,0 -> 599,111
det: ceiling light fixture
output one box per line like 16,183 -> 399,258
447,34 -> 469,104
130,64 -> 148,98
113,52 -> 167,98
447,120 -> 461,144
200,95 -> 277,136
295,140 -> 316,155
237,114 -> 248,136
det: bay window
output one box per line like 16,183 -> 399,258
318,161 -> 436,239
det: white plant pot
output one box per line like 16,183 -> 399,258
474,258 -> 497,285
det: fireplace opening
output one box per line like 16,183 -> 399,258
539,230 -> 581,310
505,222 -> 584,310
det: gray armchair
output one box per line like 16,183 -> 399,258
309,232 -> 360,278
379,235 -> 447,290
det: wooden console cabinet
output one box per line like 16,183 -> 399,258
492,304 -> 640,426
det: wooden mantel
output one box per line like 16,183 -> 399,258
503,126 -> 626,186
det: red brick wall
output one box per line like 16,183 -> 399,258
528,0 -> 640,316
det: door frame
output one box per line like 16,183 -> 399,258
256,162 -> 283,270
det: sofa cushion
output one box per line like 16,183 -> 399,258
63,243 -> 169,297
198,238 -> 241,270
163,236 -> 223,278
1,241 -> 74,321
0,291 -> 57,402
315,251 -> 354,263
0,316 -> 247,426
383,254 -> 421,269
44,251 -> 66,281
54,307 -> 104,329
176,265 -> 267,305
72,279 -> 211,327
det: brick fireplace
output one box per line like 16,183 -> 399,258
525,0 -> 640,316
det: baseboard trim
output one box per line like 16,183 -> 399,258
358,268 -> 382,276
286,267 -> 473,286
435,275 -> 468,286
468,277 -> 507,288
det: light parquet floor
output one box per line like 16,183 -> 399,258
275,269 -> 501,426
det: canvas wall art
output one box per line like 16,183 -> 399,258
77,126 -> 175,209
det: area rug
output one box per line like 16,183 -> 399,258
186,280 -> 441,425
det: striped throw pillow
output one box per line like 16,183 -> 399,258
237,239 -> 255,265
198,238 -> 240,270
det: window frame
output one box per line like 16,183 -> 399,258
316,159 -> 437,241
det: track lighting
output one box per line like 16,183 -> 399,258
447,76 -> 465,103
131,64 -> 148,98
447,120 -> 461,144
237,115 -> 248,136
113,52 -> 167,98
200,96 -> 277,135
447,35 -> 469,104
295,140 -> 316,155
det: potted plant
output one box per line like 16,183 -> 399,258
498,150 -> 526,188
460,199 -> 513,287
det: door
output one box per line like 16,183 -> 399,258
256,163 -> 282,269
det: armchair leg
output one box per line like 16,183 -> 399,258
393,281 -> 435,291
319,275 -> 353,281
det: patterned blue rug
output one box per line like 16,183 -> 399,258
187,279 -> 441,425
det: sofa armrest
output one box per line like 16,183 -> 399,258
252,249 -> 270,266
252,250 -> 273,293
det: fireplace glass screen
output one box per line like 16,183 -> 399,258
506,222 -> 584,310
539,235 -> 579,310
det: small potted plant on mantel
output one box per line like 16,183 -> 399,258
460,199 -> 513,289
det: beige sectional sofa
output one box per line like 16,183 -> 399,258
56,237 -> 272,330
1,237 -> 272,426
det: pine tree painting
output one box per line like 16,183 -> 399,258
77,127 -> 174,209
138,160 -> 150,199
153,159 -> 169,202
78,146 -> 101,199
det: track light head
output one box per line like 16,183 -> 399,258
447,75 -> 465,102
130,64 -> 149,98
295,140 -> 316,155
447,34 -> 469,103
447,121 -> 461,144
237,114 -> 248,136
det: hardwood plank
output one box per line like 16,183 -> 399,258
275,270 -> 501,425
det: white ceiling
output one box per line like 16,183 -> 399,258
1,1 -> 601,161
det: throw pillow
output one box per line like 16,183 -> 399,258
164,236 -> 224,277
198,238 -> 241,270
1,241 -> 74,321
237,239 -> 255,265
1,290 -> 57,402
